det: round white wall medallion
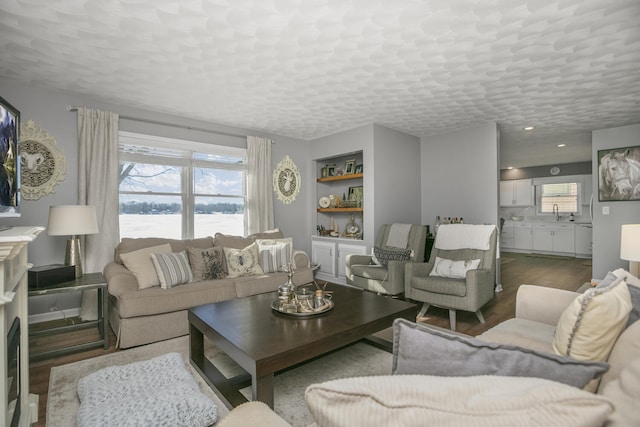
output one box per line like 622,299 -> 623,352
273,155 -> 301,204
550,166 -> 560,175
20,120 -> 67,200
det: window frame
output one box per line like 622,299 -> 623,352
118,131 -> 248,239
536,181 -> 582,216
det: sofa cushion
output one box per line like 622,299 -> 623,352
598,320 -> 640,392
476,318 -> 556,354
120,244 -> 172,289
112,279 -> 237,318
115,237 -> 214,264
553,275 -> 631,361
150,251 -> 193,289
257,240 -> 292,273
429,256 -> 480,279
187,246 -> 226,281
371,246 -> 411,267
223,243 -> 264,278
305,375 -> 613,427
393,319 -> 609,389
601,357 -> 640,427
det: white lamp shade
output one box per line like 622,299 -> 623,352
620,224 -> 640,262
48,205 -> 99,236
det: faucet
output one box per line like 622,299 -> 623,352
553,204 -> 560,221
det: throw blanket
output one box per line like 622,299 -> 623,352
386,224 -> 412,248
76,352 -> 217,427
435,224 -> 496,250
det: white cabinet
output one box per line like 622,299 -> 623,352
532,223 -> 575,254
513,223 -> 533,250
575,223 -> 593,257
500,179 -> 533,207
499,222 -> 514,249
311,237 -> 367,284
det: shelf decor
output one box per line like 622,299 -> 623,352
273,155 -> 301,204
20,120 -> 67,200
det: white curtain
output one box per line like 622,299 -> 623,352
77,108 -> 119,320
247,136 -> 274,234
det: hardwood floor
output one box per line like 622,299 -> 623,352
28,252 -> 591,426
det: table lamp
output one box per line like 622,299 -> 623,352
620,224 -> 640,277
48,205 -> 99,277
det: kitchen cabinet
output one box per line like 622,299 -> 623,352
500,179 -> 533,207
311,237 -> 367,285
513,223 -> 533,250
532,223 -> 575,254
499,222 -> 514,249
575,223 -> 593,257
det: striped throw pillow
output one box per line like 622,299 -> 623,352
150,251 -> 194,289
258,241 -> 292,273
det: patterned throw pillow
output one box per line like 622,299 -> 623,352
150,251 -> 194,289
371,246 -> 411,267
187,246 -> 226,281
429,257 -> 481,279
223,243 -> 264,278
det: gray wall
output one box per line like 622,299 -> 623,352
372,124 -> 422,228
501,161 -> 591,180
420,123 -> 500,230
592,123 -> 640,278
0,78 -> 311,317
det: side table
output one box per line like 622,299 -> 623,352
28,272 -> 108,361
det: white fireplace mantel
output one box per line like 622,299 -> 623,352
1,226 -> 44,426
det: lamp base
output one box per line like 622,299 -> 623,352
65,238 -> 83,278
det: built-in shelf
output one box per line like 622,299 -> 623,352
317,207 -> 363,213
317,173 -> 363,183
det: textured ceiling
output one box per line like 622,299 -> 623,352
1,0 -> 639,168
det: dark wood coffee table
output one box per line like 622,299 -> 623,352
188,283 -> 417,409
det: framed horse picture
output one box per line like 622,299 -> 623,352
597,145 -> 640,201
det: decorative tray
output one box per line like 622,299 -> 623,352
271,299 -> 334,317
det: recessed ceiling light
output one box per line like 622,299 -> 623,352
523,126 -> 534,131
557,144 -> 566,147
507,166 -> 514,170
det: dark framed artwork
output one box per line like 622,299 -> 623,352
354,164 -> 363,174
597,145 -> 640,201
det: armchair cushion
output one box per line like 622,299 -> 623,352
553,275 -> 631,362
372,246 -> 411,267
410,274 -> 467,296
392,319 -> 609,389
305,374 -> 612,427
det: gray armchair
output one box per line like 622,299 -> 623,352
345,224 -> 428,295
405,224 -> 497,331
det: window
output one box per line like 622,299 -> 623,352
119,132 -> 247,239
537,182 -> 580,215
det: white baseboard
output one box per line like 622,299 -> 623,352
28,308 -> 81,324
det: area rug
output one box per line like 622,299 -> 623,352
48,334 -> 393,427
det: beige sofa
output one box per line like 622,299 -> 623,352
104,230 -> 313,349
218,273 -> 640,426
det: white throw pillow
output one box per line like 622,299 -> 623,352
305,375 -> 613,427
223,243 -> 264,278
257,241 -> 292,273
120,243 -> 172,289
150,251 -> 194,289
429,256 -> 481,279
553,275 -> 631,361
